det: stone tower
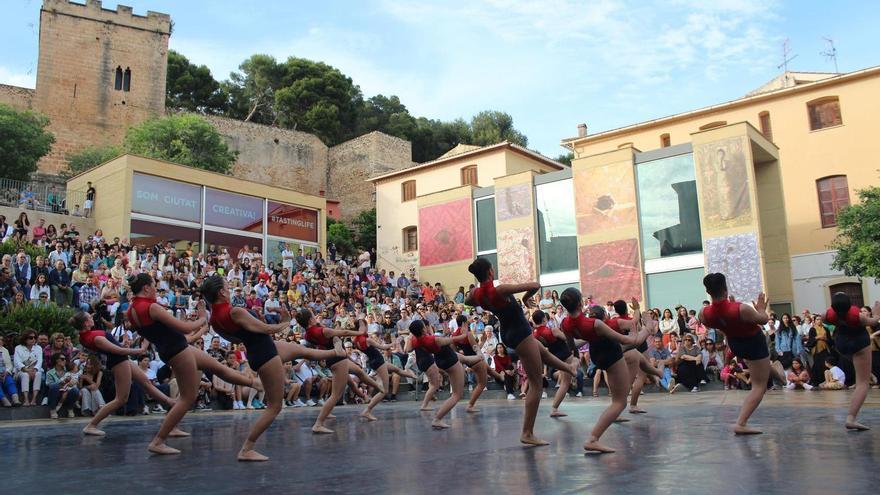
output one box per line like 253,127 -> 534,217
34,0 -> 171,172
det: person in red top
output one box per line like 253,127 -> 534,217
531,310 -> 573,418
355,330 -> 416,422
451,315 -> 490,413
607,299 -> 664,414
201,275 -> 345,461
698,272 -> 783,435
824,292 -> 880,431
405,320 -> 470,429
294,309 -> 384,434
126,273 -> 258,455
72,311 -> 175,437
560,287 -> 647,454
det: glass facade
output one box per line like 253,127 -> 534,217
131,173 -> 200,222
130,219 -> 200,253
265,237 -> 318,270
645,268 -> 706,312
535,179 -> 578,275
204,230 -> 261,260
636,153 -> 702,260
205,188 -> 263,232
267,201 -> 319,243
475,198 -> 496,252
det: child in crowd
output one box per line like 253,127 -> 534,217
819,357 -> 846,390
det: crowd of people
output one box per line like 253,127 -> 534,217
1,209 -> 879,433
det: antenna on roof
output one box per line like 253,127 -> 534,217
820,37 -> 839,74
777,38 -> 798,75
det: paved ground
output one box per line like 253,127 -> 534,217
2,389 -> 879,494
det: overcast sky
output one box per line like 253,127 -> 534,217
2,0 -> 878,156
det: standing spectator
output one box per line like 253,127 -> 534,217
13,330 -> 42,406
659,308 -> 676,347
47,186 -> 61,213
46,353 -> 80,418
13,252 -> 32,299
328,241 -> 337,262
49,260 -> 73,307
775,313 -> 803,369
281,243 -> 295,276
0,335 -> 21,407
807,315 -> 833,386
84,181 -> 96,218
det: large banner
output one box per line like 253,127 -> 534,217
131,173 -> 200,222
205,188 -> 263,232
419,198 -> 474,266
267,201 -> 319,243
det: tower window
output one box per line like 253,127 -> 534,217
123,67 -> 131,92
114,66 -> 123,91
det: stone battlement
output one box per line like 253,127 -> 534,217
42,0 -> 171,34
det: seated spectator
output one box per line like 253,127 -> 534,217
13,330 -> 42,406
0,335 -> 22,407
264,291 -> 281,324
0,267 -> 19,307
819,357 -> 846,390
79,356 -> 106,416
42,332 -> 71,371
721,358 -> 750,390
71,204 -> 83,217
701,340 -> 723,381
49,260 -> 73,307
46,352 -> 80,419
19,185 -> 38,209
786,358 -> 813,390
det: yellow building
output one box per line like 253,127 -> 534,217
369,142 -> 564,291
563,67 -> 880,312
68,154 -> 326,266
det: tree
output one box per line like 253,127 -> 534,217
831,186 -> 880,279
352,207 -> 376,252
356,95 -> 416,139
65,145 -> 123,176
124,114 -> 237,174
555,152 -> 574,166
225,54 -> 285,124
470,110 -> 528,147
166,50 -> 228,114
409,117 -> 472,163
0,104 -> 54,179
327,220 -> 355,258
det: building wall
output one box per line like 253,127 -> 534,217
0,206 -> 97,240
791,251 -> 880,312
34,0 -> 171,173
570,70 -> 880,258
0,84 -> 34,110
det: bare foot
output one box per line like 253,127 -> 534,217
520,434 -> 550,446
583,440 -> 615,454
613,417 -> 631,423
845,421 -> 870,431
734,425 -> 762,435
419,405 -> 434,411
312,425 -> 334,434
359,411 -> 378,422
629,408 -> 647,414
333,339 -> 346,357
168,428 -> 191,438
148,442 -> 181,455
549,410 -> 567,418
82,426 -> 106,436
238,449 -> 269,462
466,406 -> 480,413
431,420 -> 450,429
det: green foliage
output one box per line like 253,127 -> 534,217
166,50 -> 228,114
470,110 -> 528,147
352,208 -> 376,252
124,114 -> 237,174
0,103 -> 54,179
555,152 -> 574,166
831,186 -> 880,279
0,304 -> 77,340
65,145 -> 123,176
225,54 -> 286,124
327,220 -> 355,258
0,238 -> 46,260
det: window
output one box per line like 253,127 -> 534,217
401,180 -> 416,202
829,282 -> 863,308
114,66 -> 123,91
660,134 -> 671,148
816,175 -> 850,228
807,96 -> 842,130
123,67 -> 131,92
461,165 -> 478,186
699,121 -> 727,131
402,226 -> 418,252
758,111 -> 772,141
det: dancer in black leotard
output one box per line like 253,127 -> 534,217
531,310 -> 573,418
357,331 -> 417,422
72,311 -> 176,437
413,343 -> 444,411
405,320 -> 470,429
606,299 -> 664,414
201,275 -> 345,461
451,315 -> 489,413
824,293 -> 880,431
464,258 -> 576,446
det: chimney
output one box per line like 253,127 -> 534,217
577,123 -> 588,138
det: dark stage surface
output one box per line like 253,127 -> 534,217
3,391 -> 879,494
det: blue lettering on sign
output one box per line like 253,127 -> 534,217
212,204 -> 258,219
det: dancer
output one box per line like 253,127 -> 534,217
201,276 -> 345,460
405,320 -> 469,429
294,309 -> 384,434
355,330 -> 417,421
72,311 -> 177,437
413,340 -> 443,411
451,314 -> 490,413
125,273 -> 258,455
823,293 -> 880,431
465,258 -> 577,446
560,288 -> 647,454
606,299 -> 664,413
531,310 -> 573,417
698,273 -> 785,435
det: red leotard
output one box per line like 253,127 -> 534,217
561,313 -> 600,343
700,300 -> 760,338
411,334 -> 441,354
533,325 -> 558,345
305,325 -> 333,350
824,305 -> 861,327
79,330 -> 106,352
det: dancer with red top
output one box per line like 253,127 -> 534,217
560,288 -> 648,454
126,273 -> 258,455
531,310 -> 573,418
451,314 -> 490,413
405,319 -> 470,429
200,275 -> 345,461
356,330 -> 417,422
71,311 -> 176,437
606,299 -> 664,414
698,273 -> 785,435
465,258 -> 576,446
823,292 -> 880,431
294,308 -> 384,434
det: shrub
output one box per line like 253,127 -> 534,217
0,304 -> 77,341
0,238 -> 46,260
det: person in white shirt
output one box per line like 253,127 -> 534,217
293,360 -> 316,406
819,356 -> 846,390
281,243 -> 295,273
263,292 -> 281,324
13,331 -> 43,406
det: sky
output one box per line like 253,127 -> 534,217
2,0 -> 879,157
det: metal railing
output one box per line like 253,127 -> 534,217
0,177 -> 88,215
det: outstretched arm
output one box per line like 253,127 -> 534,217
231,306 -> 290,335
739,293 -> 770,325
368,336 -> 391,350
148,303 -> 206,335
93,335 -> 143,357
496,282 -> 540,307
595,320 -> 642,346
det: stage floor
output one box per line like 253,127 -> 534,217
3,390 -> 879,494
